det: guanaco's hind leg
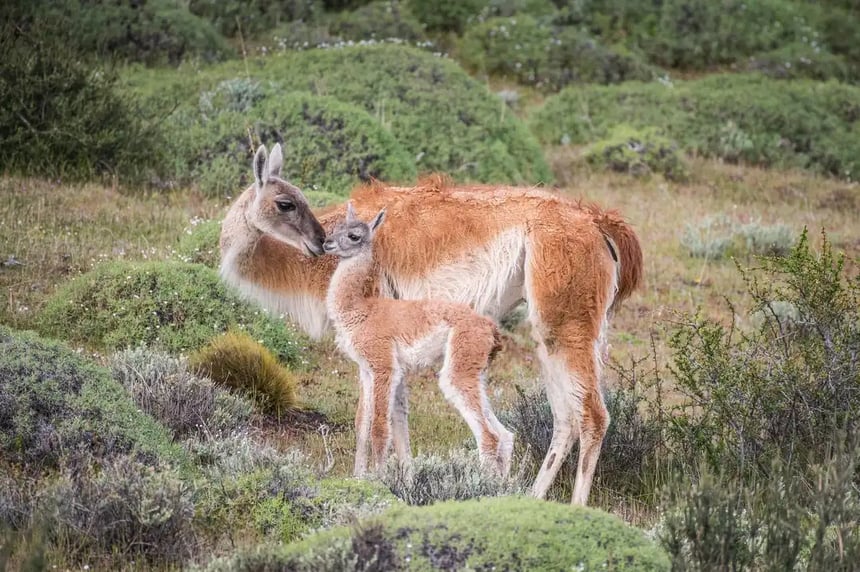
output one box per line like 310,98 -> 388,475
525,228 -> 615,505
438,326 -> 513,475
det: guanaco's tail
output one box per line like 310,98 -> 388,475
584,204 -> 644,310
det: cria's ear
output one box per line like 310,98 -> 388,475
268,143 -> 283,178
369,208 -> 386,233
253,144 -> 268,189
345,201 -> 357,222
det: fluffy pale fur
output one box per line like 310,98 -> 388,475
220,170 -> 644,506
324,206 -> 513,476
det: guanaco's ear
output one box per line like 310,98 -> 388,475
369,208 -> 386,233
253,144 -> 268,189
268,143 -> 283,178
345,201 -> 357,222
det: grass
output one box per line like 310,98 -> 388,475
0,177 -> 223,330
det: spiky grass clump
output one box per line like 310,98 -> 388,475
190,330 -> 298,415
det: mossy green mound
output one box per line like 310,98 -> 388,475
206,496 -> 669,571
0,326 -> 181,471
37,261 -> 304,363
177,90 -> 417,199
126,44 -> 552,187
532,74 -> 860,180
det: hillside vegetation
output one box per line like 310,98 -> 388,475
1,0 -> 858,570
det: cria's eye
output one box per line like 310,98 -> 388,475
276,201 -> 296,212
348,233 -> 360,242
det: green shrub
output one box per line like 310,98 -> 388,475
409,0 -> 488,32
45,455 -> 196,566
189,330 -> 298,414
37,261 -> 304,363
666,230 -> 860,476
586,125 -> 687,180
639,0 -> 819,69
746,43 -> 855,82
0,17 -> 166,184
658,443 -> 860,571
176,89 -> 417,198
135,44 -> 551,186
475,0 -> 557,20
460,18 -> 655,91
532,74 -> 860,180
380,449 -> 524,505
111,348 -> 254,439
205,496 -> 670,571
175,219 -> 222,267
43,0 -> 231,65
0,326 -> 181,472
681,215 -> 795,259
330,1 -> 425,41
189,0 -> 321,38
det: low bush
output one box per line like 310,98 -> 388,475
639,0 -> 820,69
379,449 -> 524,505
188,0 -> 321,38
205,496 -> 670,571
585,125 -> 687,180
111,348 -> 254,439
408,0 -> 488,33
681,215 -> 795,259
665,229 -> 860,477
37,261 -> 304,363
40,0 -> 231,65
745,43 -> 855,82
132,44 -> 552,186
460,17 -> 655,91
532,74 -> 860,179
189,330 -> 299,414
175,219 -> 222,267
176,89 -> 417,198
0,326 -> 181,473
658,443 -> 860,571
502,383 -> 662,501
0,16 -> 166,184
330,1 -> 425,42
45,455 -> 196,567
475,0 -> 557,20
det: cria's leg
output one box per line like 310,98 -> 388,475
369,367 -> 397,472
437,328 -> 510,474
483,386 -> 515,477
390,379 -> 412,465
353,367 -> 374,477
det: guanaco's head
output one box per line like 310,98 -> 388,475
247,143 -> 327,257
322,202 -> 385,259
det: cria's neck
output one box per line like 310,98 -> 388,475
327,250 -> 375,322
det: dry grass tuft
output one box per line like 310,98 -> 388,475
190,329 -> 298,415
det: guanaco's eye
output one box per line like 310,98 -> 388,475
276,201 -> 296,213
347,233 -> 360,242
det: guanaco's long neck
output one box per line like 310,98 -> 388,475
327,250 -> 376,328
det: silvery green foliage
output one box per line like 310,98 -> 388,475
379,449 -> 525,505
111,347 -> 254,439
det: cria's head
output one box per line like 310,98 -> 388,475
246,143 -> 327,257
323,201 -> 385,259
